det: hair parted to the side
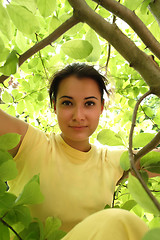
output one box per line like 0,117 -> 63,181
49,63 -> 109,107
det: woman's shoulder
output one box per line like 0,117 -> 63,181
94,143 -> 126,166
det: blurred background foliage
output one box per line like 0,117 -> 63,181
0,0 -> 160,239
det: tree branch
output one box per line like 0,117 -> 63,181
128,90 -> 160,212
68,0 -> 160,97
0,16 -> 80,84
93,0 -> 160,61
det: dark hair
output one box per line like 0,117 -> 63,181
49,63 -> 109,107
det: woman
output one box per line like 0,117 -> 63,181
0,63 -> 148,239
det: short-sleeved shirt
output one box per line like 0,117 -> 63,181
8,125 -> 124,232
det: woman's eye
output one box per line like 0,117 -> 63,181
85,101 -> 95,106
62,101 -> 72,106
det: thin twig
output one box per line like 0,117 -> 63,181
140,105 -> 160,131
105,5 -> 118,75
35,34 -> 49,80
0,218 -> 22,240
129,90 -> 160,212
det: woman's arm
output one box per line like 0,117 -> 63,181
0,109 -> 28,157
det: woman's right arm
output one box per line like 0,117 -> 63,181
0,109 -> 28,157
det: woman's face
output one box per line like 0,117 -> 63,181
54,76 -> 104,150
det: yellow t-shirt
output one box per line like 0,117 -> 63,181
9,125 -> 124,232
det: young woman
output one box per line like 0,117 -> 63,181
0,63 -> 148,239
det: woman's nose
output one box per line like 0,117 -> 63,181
72,106 -> 85,121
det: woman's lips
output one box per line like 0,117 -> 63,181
70,126 -> 87,129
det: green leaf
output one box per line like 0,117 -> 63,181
0,150 -> 13,166
85,29 -> 101,62
0,133 -> 21,151
121,199 -> 137,210
0,192 -> 17,213
1,91 -> 13,103
0,50 -> 18,76
38,93 -> 44,101
124,0 -> 143,11
19,222 -> 42,240
0,222 -> 10,240
128,99 -> 136,108
97,129 -> 124,146
12,89 -> 23,101
11,0 -> 37,14
128,174 -> 160,215
0,160 -> 18,181
28,58 -> 39,69
140,152 -> 160,173
4,205 -> 31,228
98,7 -> 111,18
61,40 -> 93,60
0,48 -> 10,62
47,230 -> 66,240
0,179 -> 7,196
140,0 -> 152,15
15,175 -> 44,206
66,23 -> 84,37
7,4 -> 40,35
149,217 -> 160,228
16,30 -> 28,51
142,228 -> 160,240
133,133 -> 155,148
17,100 -> 25,115
49,16 -> 61,34
0,3 -> 13,40
133,87 -> 139,98
120,151 -> 130,171
143,105 -> 154,118
0,37 -> 4,50
44,217 -> 61,239
6,105 -> 16,117
37,0 -> 56,18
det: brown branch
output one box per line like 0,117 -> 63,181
93,0 -> 160,61
68,0 -> 160,97
0,16 -> 80,84
128,90 -> 160,212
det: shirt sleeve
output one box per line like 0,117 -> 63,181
14,124 -> 49,162
9,124 -> 51,195
106,148 -> 125,184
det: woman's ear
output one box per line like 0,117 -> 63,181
53,100 -> 56,114
101,99 -> 104,113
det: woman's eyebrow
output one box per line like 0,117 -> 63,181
84,96 -> 98,100
59,96 -> 98,100
59,96 -> 73,99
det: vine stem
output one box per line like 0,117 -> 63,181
105,0 -> 120,75
35,33 -> 49,81
129,90 -> 160,212
0,218 -> 23,240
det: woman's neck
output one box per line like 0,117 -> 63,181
60,134 -> 91,152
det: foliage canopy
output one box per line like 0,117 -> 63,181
0,0 -> 160,239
